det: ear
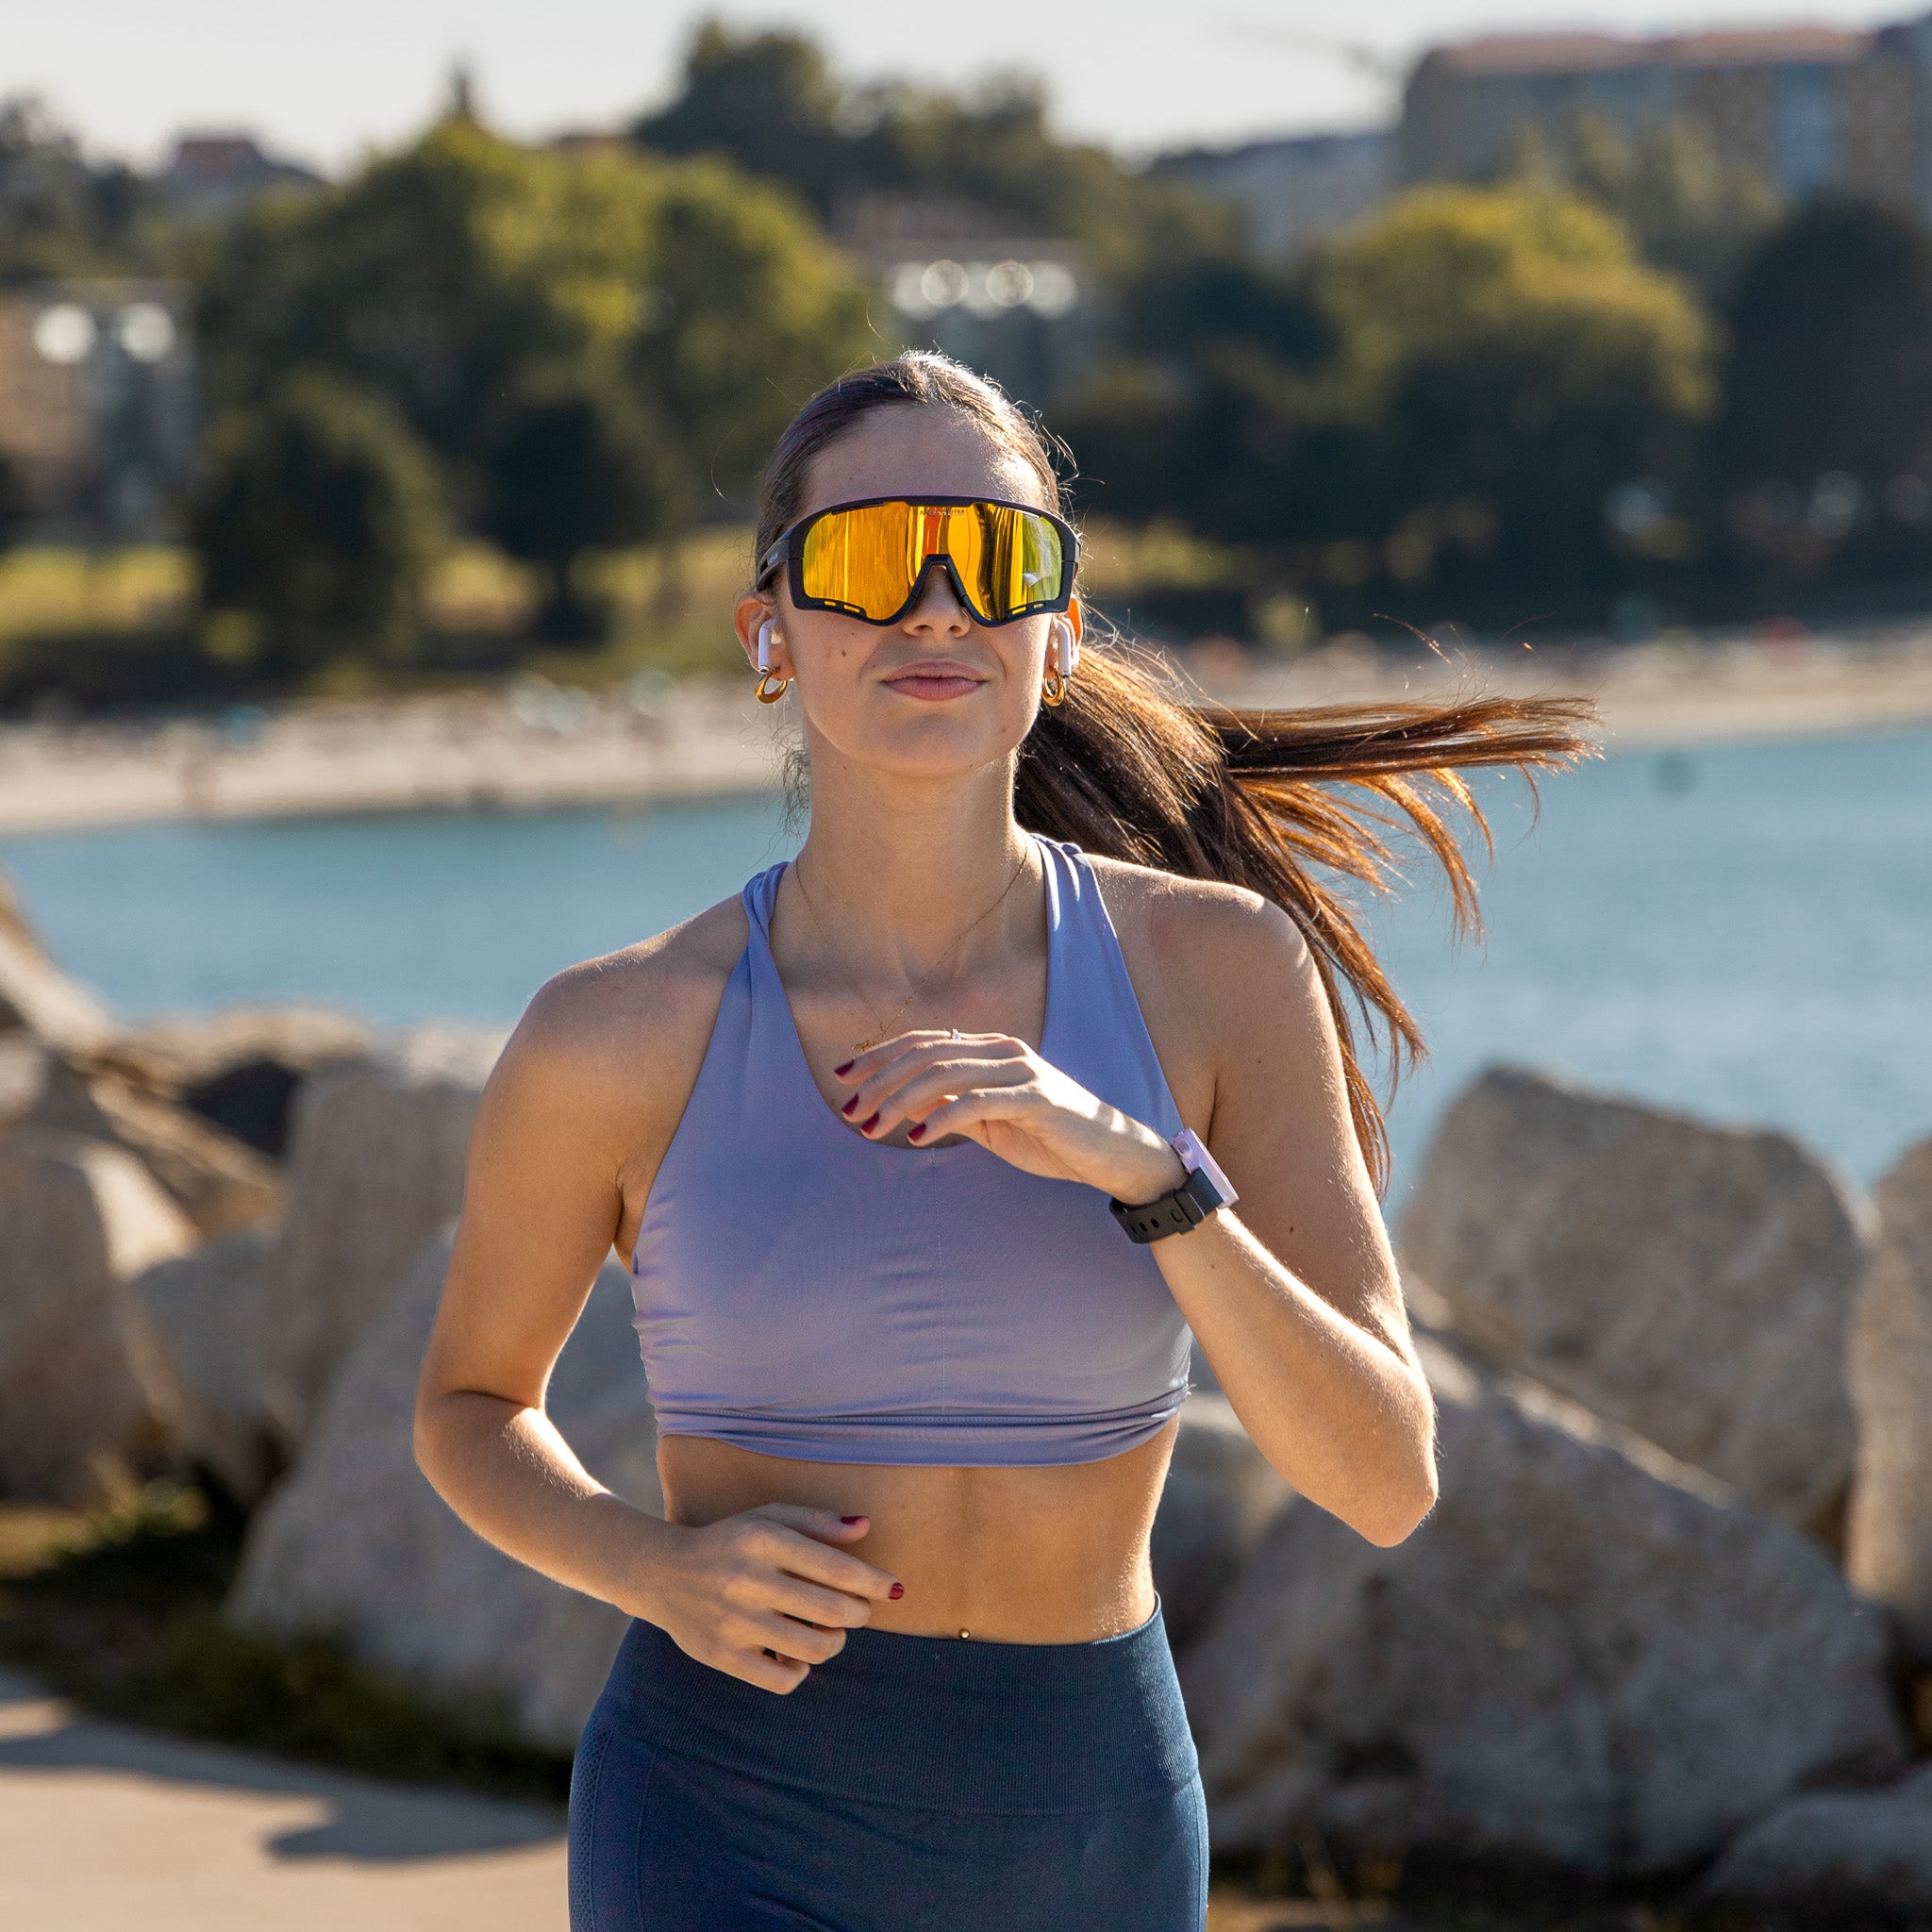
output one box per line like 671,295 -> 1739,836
733,594 -> 784,675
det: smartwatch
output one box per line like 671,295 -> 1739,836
1109,1128 -> 1238,1243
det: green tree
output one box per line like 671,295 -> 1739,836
1720,199 -> 1932,490
0,94 -> 162,280
479,370 -> 670,640
192,375 -> 446,677
1505,113 -> 1781,300
1065,185 -> 1720,624
198,117 -> 869,543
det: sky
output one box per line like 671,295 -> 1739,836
8,0 -> 1912,175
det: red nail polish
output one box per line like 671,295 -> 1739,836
908,1122 -> 925,1141
861,1111 -> 880,1133
841,1094 -> 859,1116
841,1514 -> 866,1525
889,1582 -> 905,1600
833,1060 -> 854,1077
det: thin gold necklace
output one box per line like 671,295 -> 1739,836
790,847 -> 1034,1056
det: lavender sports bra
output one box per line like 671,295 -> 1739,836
627,837 -> 1192,1466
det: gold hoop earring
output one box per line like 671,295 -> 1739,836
755,669 -> 791,704
1041,667 -> 1069,708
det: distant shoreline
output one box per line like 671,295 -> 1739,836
2,632 -> 1930,838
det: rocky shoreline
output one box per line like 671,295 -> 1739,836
3,866 -> 1930,1922
4,630 -> 1932,837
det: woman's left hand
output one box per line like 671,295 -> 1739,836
833,1029 -> 1185,1205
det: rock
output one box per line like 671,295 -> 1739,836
133,1222 -> 289,1505
1152,1393 -> 1295,1652
1181,1338 -> 1906,1877
98,1006 -> 375,1157
1701,1764 -> 1932,1914
261,1025 -> 504,1447
0,868 -> 111,1055
227,1227 -> 662,1751
26,1058 -> 280,1236
1397,1066 -> 1869,1534
1845,1138 -> 1932,1664
0,1133 -> 195,1503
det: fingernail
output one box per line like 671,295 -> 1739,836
841,1514 -> 866,1525
841,1094 -> 860,1116
861,1111 -> 880,1133
833,1060 -> 854,1077
889,1582 -> 906,1600
908,1122 -> 925,1141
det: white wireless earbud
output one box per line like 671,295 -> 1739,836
757,617 -> 777,674
1050,617 -> 1080,681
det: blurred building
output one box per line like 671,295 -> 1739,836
0,282 -> 197,539
834,192 -> 1098,408
1156,130 -> 1394,260
1402,23 -> 1929,211
158,133 -> 324,224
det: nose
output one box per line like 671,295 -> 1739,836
903,558 -> 972,635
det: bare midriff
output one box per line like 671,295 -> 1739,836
657,1421 -> 1179,1643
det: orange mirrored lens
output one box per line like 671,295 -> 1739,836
797,502 -> 1064,622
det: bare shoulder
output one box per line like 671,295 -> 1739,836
1083,852 -> 1312,1005
484,891 -> 750,1149
1082,852 -> 1324,1128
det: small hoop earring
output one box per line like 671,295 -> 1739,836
1041,667 -> 1068,708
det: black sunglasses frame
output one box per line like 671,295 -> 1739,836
757,494 -> 1080,629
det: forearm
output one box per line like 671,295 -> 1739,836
414,1390 -> 682,1614
1156,1210 -> 1437,1544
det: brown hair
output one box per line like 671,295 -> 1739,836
754,352 -> 1596,1191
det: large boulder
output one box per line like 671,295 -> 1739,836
26,1057 -> 280,1236
228,1228 -> 662,1750
0,868 -> 111,1056
1398,1067 -> 1869,1534
0,1133 -> 195,1503
133,1221 -> 288,1505
1182,1339 -> 1906,1877
1701,1764 -> 1932,1916
1151,1392 -> 1295,1653
97,1005 -> 374,1157
260,1025 -> 503,1447
1845,1138 -> 1932,1664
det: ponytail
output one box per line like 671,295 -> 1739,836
1017,640 -> 1593,1191
756,352 -> 1598,1191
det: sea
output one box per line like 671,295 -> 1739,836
5,725 -> 1928,1211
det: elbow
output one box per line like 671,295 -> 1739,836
1354,1459 -> 1439,1548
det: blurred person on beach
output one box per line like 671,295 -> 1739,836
414,350 -> 1591,1929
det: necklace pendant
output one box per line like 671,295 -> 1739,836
852,1038 -> 874,1056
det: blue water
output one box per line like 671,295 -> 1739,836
6,729 -> 1929,1204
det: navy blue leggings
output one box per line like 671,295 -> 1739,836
568,1609 -> 1208,1931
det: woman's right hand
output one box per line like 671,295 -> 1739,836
638,1504 -> 904,1694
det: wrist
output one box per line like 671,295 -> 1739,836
1110,1130 -> 1189,1208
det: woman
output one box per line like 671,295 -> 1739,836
414,351 -> 1591,1930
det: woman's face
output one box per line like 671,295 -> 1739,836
735,405 -> 1081,784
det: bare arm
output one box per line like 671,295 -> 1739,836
844,885 -> 1437,1547
413,942 -> 901,1693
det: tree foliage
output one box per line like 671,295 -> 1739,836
199,117 -> 872,522
1720,199 -> 1932,491
192,375 -> 446,675
0,94 -> 161,282
479,369 -> 669,639
1058,185 -> 1719,620
632,20 -> 1237,280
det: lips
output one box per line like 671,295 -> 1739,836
882,661 -> 984,702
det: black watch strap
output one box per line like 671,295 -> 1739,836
1109,1163 -> 1229,1244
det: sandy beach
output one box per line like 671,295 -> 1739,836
2,630 -> 1930,837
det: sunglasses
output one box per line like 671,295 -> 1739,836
758,495 -> 1079,627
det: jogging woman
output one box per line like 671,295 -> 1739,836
414,351 -> 1591,1930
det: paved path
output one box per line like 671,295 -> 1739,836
0,1671 -> 567,1931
